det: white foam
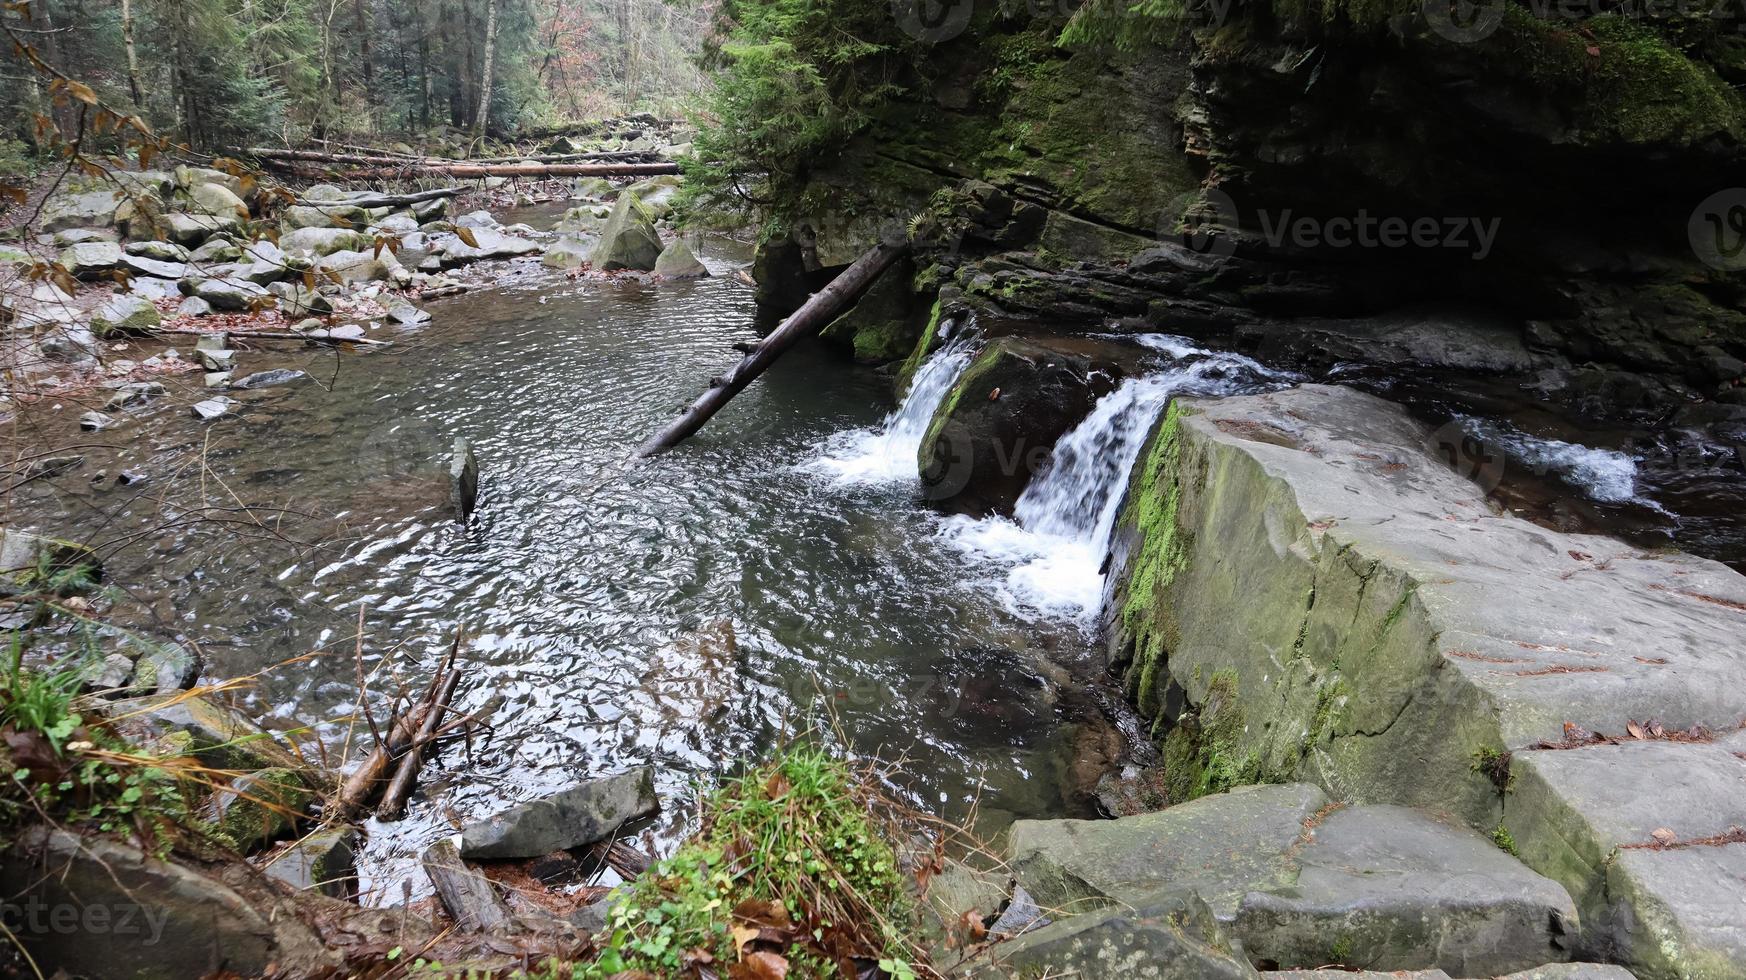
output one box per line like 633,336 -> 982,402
942,345 -> 1283,620
810,334 -> 975,485
1457,417 -> 1639,503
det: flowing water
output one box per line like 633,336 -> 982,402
2,252 -> 1116,902
7,240 -> 1745,906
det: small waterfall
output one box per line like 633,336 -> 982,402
943,336 -> 1286,619
811,330 -> 976,485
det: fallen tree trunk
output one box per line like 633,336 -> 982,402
251,147 -> 676,178
299,161 -> 679,179
638,240 -> 908,456
296,186 -> 462,208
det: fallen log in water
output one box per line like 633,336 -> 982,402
638,239 -> 909,456
335,634 -> 465,818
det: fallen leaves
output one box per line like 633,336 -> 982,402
1533,717 -> 1730,750
1622,826 -> 1746,851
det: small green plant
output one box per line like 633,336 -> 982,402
1329,932 -> 1354,963
1471,746 -> 1514,795
0,632 -> 196,845
1492,824 -> 1520,856
554,744 -> 924,979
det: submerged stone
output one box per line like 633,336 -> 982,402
460,767 -> 657,859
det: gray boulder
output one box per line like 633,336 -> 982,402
174,164 -> 245,198
52,227 -> 117,246
653,239 -> 708,279
91,294 -> 162,337
278,226 -> 370,257
125,693 -> 305,772
177,295 -> 213,316
259,826 -> 357,899
39,324 -> 100,362
589,192 -> 662,272
182,276 -> 269,311
232,368 -> 307,389
120,252 -> 188,280
191,398 -> 233,420
189,181 -> 248,220
460,767 -> 657,859
980,889 -> 1257,979
455,209 -> 498,229
451,436 -> 478,523
197,348 -> 235,371
58,241 -> 121,279
281,203 -> 368,231
0,826 -> 339,978
315,248 -> 407,285
161,211 -> 241,245
104,381 -> 167,410
441,227 -> 539,266
125,239 -> 189,262
542,236 -> 594,270
40,190 -> 123,232
187,236 -> 243,263
266,280 -> 332,317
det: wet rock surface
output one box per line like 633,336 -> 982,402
460,767 -> 658,859
1107,384 -> 1746,977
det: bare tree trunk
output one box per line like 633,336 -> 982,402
639,242 -> 911,456
474,0 -> 499,134
121,0 -> 144,108
354,0 -> 375,131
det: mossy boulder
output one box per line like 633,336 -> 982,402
653,239 -> 709,279
1107,384 -> 1746,976
918,337 -> 1120,514
542,235 -> 595,269
589,192 -> 662,272
91,294 -> 162,337
203,767 -> 312,851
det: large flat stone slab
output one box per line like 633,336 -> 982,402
1107,384 -> 1746,977
1008,785 -> 1577,975
975,888 -> 1258,978
1009,783 -> 1326,916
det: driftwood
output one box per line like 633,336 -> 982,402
377,662 -> 463,819
422,839 -> 516,932
638,240 -> 909,456
335,635 -> 465,817
296,186 -> 462,208
584,840 -> 653,881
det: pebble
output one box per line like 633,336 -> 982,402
79,411 -> 112,432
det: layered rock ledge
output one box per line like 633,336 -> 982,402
1104,384 -> 1746,978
